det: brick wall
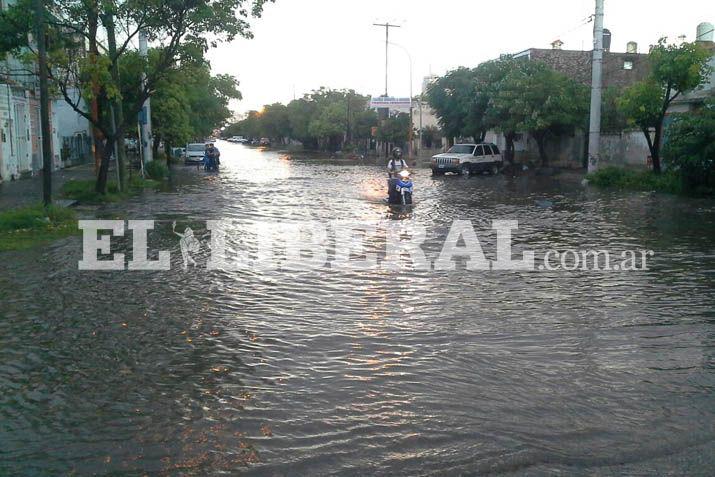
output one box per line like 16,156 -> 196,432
527,48 -> 650,89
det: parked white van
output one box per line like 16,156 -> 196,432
431,143 -> 503,176
185,143 -> 206,164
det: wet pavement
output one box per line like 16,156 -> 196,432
0,163 -> 95,210
1,142 -> 714,475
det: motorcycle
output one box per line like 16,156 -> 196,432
387,170 -> 413,205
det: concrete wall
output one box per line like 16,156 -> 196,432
600,131 -> 651,168
485,129 -> 651,169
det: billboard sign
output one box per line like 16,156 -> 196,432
369,97 -> 412,110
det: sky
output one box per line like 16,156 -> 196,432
206,0 -> 713,116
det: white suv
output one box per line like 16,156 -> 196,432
431,143 -> 503,176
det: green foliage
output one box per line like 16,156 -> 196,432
0,204 -> 75,232
224,88 -> 374,151
377,113 -> 411,145
61,179 -> 123,203
23,0 -> 272,194
587,166 -> 682,194
119,49 -> 240,147
0,204 -> 78,251
421,125 -> 442,148
259,103 -> 291,140
618,79 -> 664,132
492,61 -> 589,164
145,160 -> 169,181
619,38 -> 712,173
649,38 -> 712,93
601,86 -> 629,133
426,58 -> 526,142
663,100 -> 715,193
308,101 -> 345,143
352,109 -> 378,142
61,177 -> 159,204
0,0 -> 32,55
425,67 -> 476,140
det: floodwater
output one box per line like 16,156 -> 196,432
1,142 -> 714,475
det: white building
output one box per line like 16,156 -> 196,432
0,1 -> 63,182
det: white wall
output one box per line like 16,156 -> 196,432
600,131 -> 651,167
53,89 -> 92,139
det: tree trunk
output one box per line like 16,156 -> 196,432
651,117 -> 663,174
164,141 -> 172,168
505,132 -> 515,164
153,135 -> 160,159
534,133 -> 548,167
95,137 -> 112,194
641,127 -> 658,173
102,12 -> 127,192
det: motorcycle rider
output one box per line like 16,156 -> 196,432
387,147 -> 409,204
386,147 -> 407,178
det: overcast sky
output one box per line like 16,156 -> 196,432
206,0 -> 712,115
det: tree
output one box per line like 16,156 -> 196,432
619,38 -> 711,173
286,98 -> 318,148
377,113 -> 410,146
492,61 -> 588,166
421,125 -> 441,149
663,99 -> 715,192
601,86 -> 629,133
425,67 -> 477,143
27,0 -> 272,193
259,103 -> 291,143
308,101 -> 345,150
481,57 -> 520,162
0,0 -> 32,58
119,49 -> 239,163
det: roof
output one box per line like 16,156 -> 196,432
512,48 -> 651,89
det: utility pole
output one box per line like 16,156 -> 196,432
587,0 -> 604,173
373,22 -> 400,96
34,0 -> 52,205
139,30 -> 153,164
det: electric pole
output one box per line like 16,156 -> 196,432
373,22 -> 400,96
139,30 -> 153,164
34,0 -> 52,205
587,0 -> 604,173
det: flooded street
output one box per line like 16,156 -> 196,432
2,141 -> 715,475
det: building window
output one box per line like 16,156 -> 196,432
624,60 -> 634,70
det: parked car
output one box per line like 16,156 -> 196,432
258,137 -> 271,147
431,143 -> 503,176
185,143 -> 206,164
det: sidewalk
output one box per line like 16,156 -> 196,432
0,163 -> 96,210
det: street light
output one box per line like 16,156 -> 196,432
388,41 -> 415,159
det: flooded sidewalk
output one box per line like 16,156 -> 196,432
0,163 -> 96,210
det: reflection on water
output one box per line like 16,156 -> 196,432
1,142 -> 714,475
